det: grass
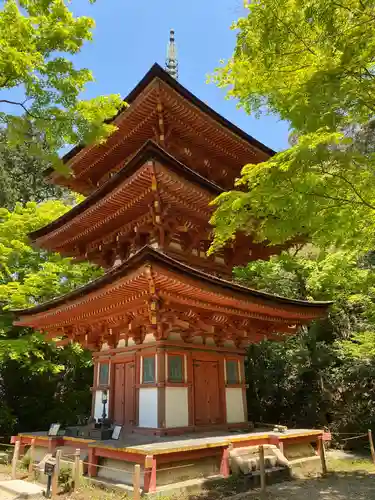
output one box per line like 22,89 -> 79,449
66,478 -> 129,500
328,457 -> 375,473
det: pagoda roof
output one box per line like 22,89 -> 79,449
14,246 -> 331,340
48,64 -> 275,194
62,63 -> 275,165
29,141 -> 222,256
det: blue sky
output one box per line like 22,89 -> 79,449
69,0 -> 290,152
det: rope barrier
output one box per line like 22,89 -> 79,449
332,432 -> 368,435
80,460 -> 134,475
156,463 -> 195,472
341,433 -> 368,442
7,454 -> 196,475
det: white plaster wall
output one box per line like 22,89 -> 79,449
225,388 -> 245,423
192,336 -> 203,344
139,388 -> 158,428
165,387 -> 189,428
143,333 -> 156,343
167,332 -> 182,341
93,390 -> 110,420
223,340 -> 235,348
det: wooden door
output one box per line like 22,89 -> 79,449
112,361 -> 135,426
207,361 -> 221,424
193,360 -> 221,426
113,363 -> 125,424
124,361 -> 135,426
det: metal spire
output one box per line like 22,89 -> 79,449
166,29 -> 178,80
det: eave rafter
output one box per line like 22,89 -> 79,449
14,247 -> 330,350
36,153 -> 216,263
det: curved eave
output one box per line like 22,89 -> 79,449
13,246 -> 332,324
57,63 -> 275,170
30,141 -> 222,245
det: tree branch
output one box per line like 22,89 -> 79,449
0,99 -> 37,119
270,7 -> 318,56
0,99 -> 61,122
287,177 -> 365,207
319,166 -> 375,210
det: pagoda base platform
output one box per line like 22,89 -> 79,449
15,427 -> 323,493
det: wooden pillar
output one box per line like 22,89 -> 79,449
133,464 -> 141,500
259,445 -> 266,495
318,436 -> 327,476
187,351 -> 194,427
91,358 -> 99,418
51,449 -> 61,499
369,429 -> 375,464
28,439 -> 36,478
11,440 -> 20,479
88,448 -> 99,477
143,455 -> 157,493
157,347 -> 166,429
220,446 -> 230,477
218,353 -> 227,425
240,357 -> 248,423
73,449 -> 81,489
48,438 -> 57,454
135,351 -> 141,427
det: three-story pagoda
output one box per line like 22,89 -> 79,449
14,62 -> 330,435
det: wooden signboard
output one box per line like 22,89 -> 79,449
44,459 -> 56,477
48,423 -> 61,437
112,425 -> 122,440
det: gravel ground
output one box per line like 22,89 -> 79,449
225,456 -> 375,500
255,473 -> 375,499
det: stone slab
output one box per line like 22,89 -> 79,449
0,480 -> 44,498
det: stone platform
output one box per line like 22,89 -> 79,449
14,428 -> 323,494
0,480 -> 44,499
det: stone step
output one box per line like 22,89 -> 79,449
229,444 -> 290,475
230,454 -> 278,474
234,465 -> 292,489
0,479 -> 44,499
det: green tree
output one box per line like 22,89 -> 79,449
0,343 -> 93,435
236,249 -> 375,346
238,249 -> 375,434
0,200 -> 102,436
0,200 -> 103,360
0,130 -> 68,210
0,0 -> 124,170
210,0 -> 375,254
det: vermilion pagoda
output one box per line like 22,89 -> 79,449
14,63 -> 329,436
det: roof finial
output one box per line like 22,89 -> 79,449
166,29 -> 178,80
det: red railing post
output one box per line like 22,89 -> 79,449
143,454 -> 156,493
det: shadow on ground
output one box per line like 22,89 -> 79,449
189,471 -> 375,500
